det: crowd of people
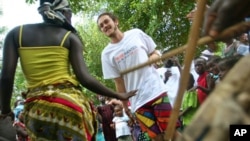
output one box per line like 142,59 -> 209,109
0,0 -> 249,141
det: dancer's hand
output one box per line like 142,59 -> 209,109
117,90 -> 137,100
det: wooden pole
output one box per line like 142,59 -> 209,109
164,0 -> 207,140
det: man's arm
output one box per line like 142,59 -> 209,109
114,77 -> 128,110
114,77 -> 134,121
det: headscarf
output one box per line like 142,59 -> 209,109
38,0 -> 77,33
38,0 -> 71,24
53,0 -> 70,10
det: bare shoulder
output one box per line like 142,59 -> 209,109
67,32 -> 84,48
4,25 -> 22,43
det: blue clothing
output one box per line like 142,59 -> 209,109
237,44 -> 249,55
13,105 -> 24,120
96,131 -> 105,141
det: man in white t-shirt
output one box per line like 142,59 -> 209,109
97,12 -> 180,141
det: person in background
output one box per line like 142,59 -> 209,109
13,99 -> 25,121
97,12 -> 180,141
111,104 -> 133,141
95,119 -> 105,141
236,33 -> 249,56
180,73 -> 197,130
0,0 -> 137,140
222,38 -> 238,57
217,55 -> 243,80
97,96 -> 118,141
157,55 -> 181,107
192,57 -> 209,105
94,101 -> 105,141
190,60 -> 199,87
206,55 -> 221,92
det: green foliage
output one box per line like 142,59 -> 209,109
25,0 -> 105,14
75,16 -> 116,102
24,0 -> 202,52
95,0 -> 195,53
0,27 -> 7,48
11,65 -> 26,107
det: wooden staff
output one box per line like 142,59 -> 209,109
120,21 -> 250,75
164,0 -> 207,140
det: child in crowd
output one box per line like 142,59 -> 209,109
111,105 -> 133,141
206,55 -> 222,92
97,96 -> 117,141
192,57 -> 209,105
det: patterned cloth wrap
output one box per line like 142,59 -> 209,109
23,83 -> 97,141
135,93 -> 180,139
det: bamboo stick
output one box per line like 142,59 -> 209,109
164,0 -> 207,140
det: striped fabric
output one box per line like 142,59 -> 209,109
23,86 -> 96,141
135,93 -> 180,139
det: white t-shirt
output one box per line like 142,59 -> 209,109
101,28 -> 167,112
190,60 -> 199,86
237,43 -> 249,56
112,114 -> 131,138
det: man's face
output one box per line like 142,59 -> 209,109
97,15 -> 118,37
